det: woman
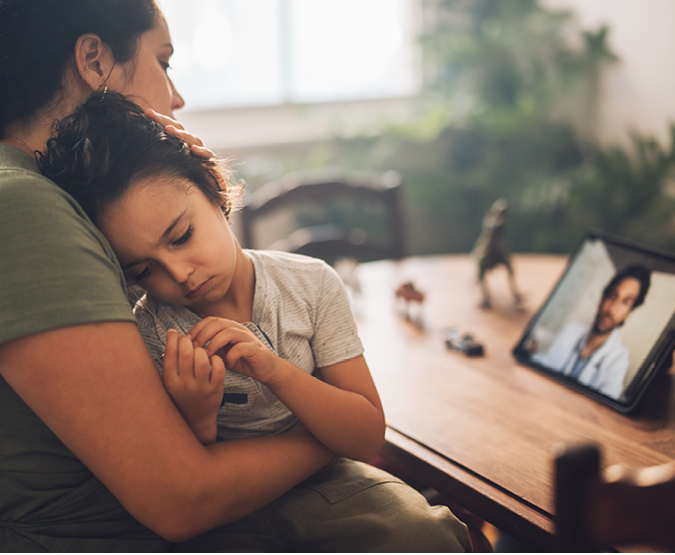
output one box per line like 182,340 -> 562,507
0,1 -> 471,551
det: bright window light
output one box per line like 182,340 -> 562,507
158,0 -> 419,110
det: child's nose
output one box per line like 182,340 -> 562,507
165,260 -> 191,284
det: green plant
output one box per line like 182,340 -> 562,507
238,0 -> 675,256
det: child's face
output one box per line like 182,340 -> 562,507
98,175 -> 238,312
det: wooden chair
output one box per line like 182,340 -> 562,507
554,443 -> 675,552
238,170 -> 405,265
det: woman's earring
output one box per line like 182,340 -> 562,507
99,63 -> 115,103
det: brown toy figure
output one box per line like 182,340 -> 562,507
472,198 -> 522,310
395,281 -> 425,323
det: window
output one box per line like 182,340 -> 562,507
158,0 -> 420,110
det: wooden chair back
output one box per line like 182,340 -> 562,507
555,443 -> 675,552
238,171 -> 405,265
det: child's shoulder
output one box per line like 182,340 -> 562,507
247,249 -> 330,273
246,249 -> 338,293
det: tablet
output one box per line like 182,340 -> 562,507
513,230 -> 675,413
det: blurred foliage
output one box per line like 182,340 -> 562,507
565,128 -> 675,249
239,0 -> 675,255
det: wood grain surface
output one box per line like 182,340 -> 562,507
355,254 -> 675,550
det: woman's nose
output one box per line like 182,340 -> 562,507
170,79 -> 185,112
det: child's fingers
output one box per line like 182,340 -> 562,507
164,329 -> 178,359
210,355 -> 226,388
162,329 -> 179,378
189,317 -> 243,347
202,328 -> 239,357
192,347 -> 212,384
162,330 -> 184,390
177,334 -> 196,378
205,327 -> 259,358
222,341 -> 261,371
187,316 -> 227,343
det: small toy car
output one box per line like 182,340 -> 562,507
444,328 -> 485,357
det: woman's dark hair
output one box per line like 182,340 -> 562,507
601,264 -> 652,311
38,91 -> 240,225
0,0 -> 157,137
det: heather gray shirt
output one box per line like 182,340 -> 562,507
134,249 -> 364,441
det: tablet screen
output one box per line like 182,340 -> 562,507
513,231 -> 675,412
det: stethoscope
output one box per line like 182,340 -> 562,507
560,331 -> 606,386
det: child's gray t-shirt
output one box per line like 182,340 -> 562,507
134,249 -> 364,441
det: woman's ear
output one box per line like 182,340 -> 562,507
74,33 -> 115,92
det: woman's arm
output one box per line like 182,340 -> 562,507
0,321 -> 334,543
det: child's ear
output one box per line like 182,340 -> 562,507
74,33 -> 116,92
221,203 -> 231,222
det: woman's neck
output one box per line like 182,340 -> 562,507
2,75 -> 88,155
3,116 -> 66,156
1,133 -> 43,156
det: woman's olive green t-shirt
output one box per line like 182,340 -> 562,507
0,144 -> 170,552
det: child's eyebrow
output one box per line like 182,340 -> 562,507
120,210 -> 187,271
158,210 -> 187,245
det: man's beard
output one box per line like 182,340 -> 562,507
591,314 -> 622,336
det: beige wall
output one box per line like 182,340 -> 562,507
180,1 -> 675,152
545,0 -> 675,148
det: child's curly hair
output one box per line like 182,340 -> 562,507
39,90 -> 242,226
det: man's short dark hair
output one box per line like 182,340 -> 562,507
602,264 -> 651,310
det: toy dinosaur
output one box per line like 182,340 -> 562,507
472,198 -> 522,309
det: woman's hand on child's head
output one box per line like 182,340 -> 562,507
188,318 -> 280,385
144,108 -> 215,159
163,329 -> 225,445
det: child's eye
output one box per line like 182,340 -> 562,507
128,265 -> 152,284
172,225 -> 194,247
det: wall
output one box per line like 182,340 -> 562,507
177,1 -> 675,152
544,0 -> 675,148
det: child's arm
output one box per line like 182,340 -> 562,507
162,329 -> 226,445
189,318 -> 386,462
272,354 -> 386,463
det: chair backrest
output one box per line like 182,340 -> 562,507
554,442 -> 675,552
238,170 -> 405,266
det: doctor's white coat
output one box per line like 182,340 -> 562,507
532,321 -> 629,400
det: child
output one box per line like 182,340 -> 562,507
39,91 -> 471,551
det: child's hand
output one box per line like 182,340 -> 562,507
188,318 -> 280,385
163,329 -> 225,445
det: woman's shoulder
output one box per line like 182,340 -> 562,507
0,146 -> 90,220
1,147 -> 54,192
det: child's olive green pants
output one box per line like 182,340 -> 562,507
176,458 -> 472,552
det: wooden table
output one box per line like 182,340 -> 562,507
354,254 -> 675,551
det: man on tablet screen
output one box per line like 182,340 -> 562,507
531,265 -> 651,400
